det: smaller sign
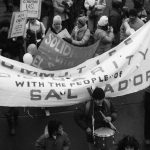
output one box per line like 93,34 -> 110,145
32,30 -> 99,70
20,0 -> 41,19
57,29 -> 71,39
8,11 -> 27,38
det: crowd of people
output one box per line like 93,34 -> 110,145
0,0 -> 149,59
0,0 -> 150,150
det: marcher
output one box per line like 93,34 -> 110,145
70,16 -> 91,46
50,15 -> 63,34
52,0 -> 73,33
0,20 -> 23,136
144,0 -> 150,15
132,0 -> 147,23
74,87 -> 117,150
144,87 -> 150,146
5,108 -> 19,136
94,16 -> 114,55
120,8 -> 144,41
70,0 -> 86,31
26,18 -> 46,48
84,0 -> 106,33
40,0 -> 54,30
3,0 -> 13,12
0,20 -> 10,56
35,119 -> 71,150
0,20 -> 25,62
116,135 -> 140,150
109,0 -> 123,47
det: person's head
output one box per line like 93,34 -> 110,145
48,119 -> 63,138
98,16 -> 109,31
29,18 -> 36,24
53,15 -> 62,30
77,16 -> 87,28
0,19 -> 10,32
117,135 -> 140,150
92,87 -> 105,105
122,6 -> 129,19
129,9 -> 138,22
132,0 -> 144,9
112,0 -> 122,9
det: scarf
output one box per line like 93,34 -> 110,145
52,24 -> 62,34
74,25 -> 87,40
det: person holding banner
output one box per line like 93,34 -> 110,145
120,8 -> 144,41
74,87 -> 117,150
49,15 -> 63,34
26,18 -> 46,48
94,16 -> 114,56
35,119 -> 71,150
70,16 -> 91,46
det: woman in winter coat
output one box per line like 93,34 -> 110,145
71,16 -> 91,46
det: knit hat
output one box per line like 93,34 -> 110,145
98,16 -> 108,26
77,16 -> 87,26
53,15 -> 62,24
92,87 -> 105,100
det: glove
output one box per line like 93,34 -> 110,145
63,37 -> 72,43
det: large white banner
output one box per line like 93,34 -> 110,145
0,21 -> 150,107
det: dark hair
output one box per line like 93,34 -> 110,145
0,20 -> 10,29
129,9 -> 138,17
92,87 -> 105,100
101,25 -> 109,31
133,0 -> 144,9
122,6 -> 129,18
117,135 -> 140,150
112,0 -> 122,9
48,119 -> 62,137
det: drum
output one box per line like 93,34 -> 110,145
94,127 -> 115,150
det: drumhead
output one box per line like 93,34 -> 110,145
94,127 -> 115,137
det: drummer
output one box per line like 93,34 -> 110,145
74,87 -> 117,150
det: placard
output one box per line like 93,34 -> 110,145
8,11 -> 27,38
20,0 -> 41,19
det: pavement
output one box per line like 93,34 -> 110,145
0,0 -> 150,150
0,90 -> 148,150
